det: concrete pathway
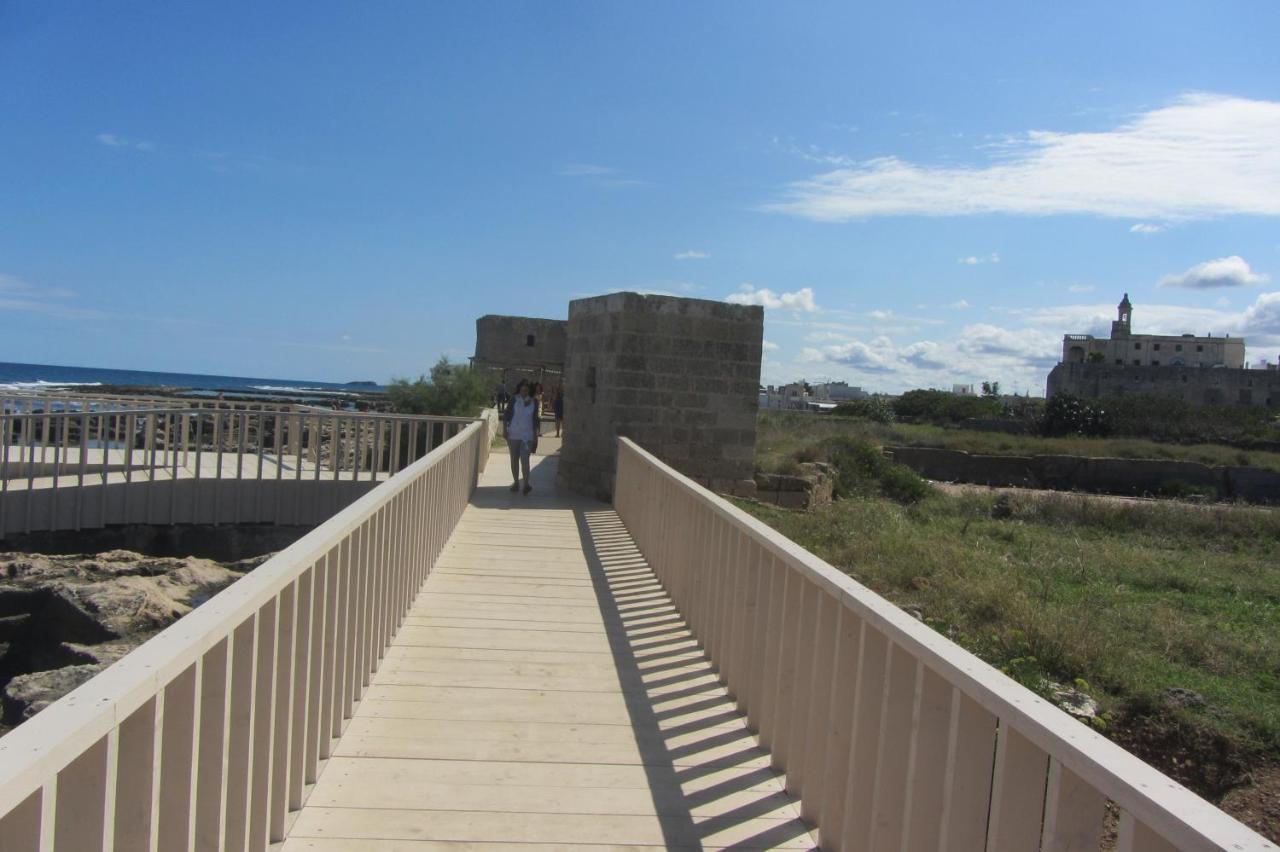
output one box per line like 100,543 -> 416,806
278,443 -> 816,850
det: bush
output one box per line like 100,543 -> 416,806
879,463 -> 933,504
1041,394 -> 1112,437
1100,394 -> 1280,445
824,437 -> 932,504
893,389 -> 1002,424
832,397 -> 897,423
388,358 -> 490,417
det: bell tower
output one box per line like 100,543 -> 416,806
1111,292 -> 1132,338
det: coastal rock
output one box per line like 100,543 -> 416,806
1048,681 -> 1100,719
4,664 -> 104,720
0,549 -> 265,726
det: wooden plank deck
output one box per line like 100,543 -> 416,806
279,441 -> 816,850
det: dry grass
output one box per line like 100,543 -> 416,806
732,486 -> 1280,791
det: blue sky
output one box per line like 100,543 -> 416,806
2,1 -> 1278,393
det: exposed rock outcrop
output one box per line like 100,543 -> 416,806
0,549 -> 270,729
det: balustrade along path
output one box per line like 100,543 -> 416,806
0,424 -> 1272,849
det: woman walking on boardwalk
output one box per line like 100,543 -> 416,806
503,380 -> 538,495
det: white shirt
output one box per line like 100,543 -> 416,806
507,397 -> 537,442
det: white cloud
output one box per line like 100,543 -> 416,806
1158,256 -> 1269,289
771,292 -> 1280,394
761,340 -> 780,351
868,309 -> 893,320
802,338 -> 898,373
558,163 -> 614,176
1242,291 -> 1280,336
0,273 -> 73,300
958,253 -> 1000,265
766,93 -> 1280,221
674,250 -> 710,260
96,133 -> 153,152
0,272 -> 212,326
1068,283 -> 1095,293
805,330 -> 854,343
725,285 -> 818,312
901,340 -> 947,369
949,299 -> 971,309
1130,223 -> 1166,234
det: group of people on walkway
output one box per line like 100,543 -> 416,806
500,380 -> 564,495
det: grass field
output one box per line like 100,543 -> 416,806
734,449 -> 1280,803
757,411 -> 1280,474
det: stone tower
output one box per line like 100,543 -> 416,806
1111,293 -> 1133,338
557,292 -> 763,501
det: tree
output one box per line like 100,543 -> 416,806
1041,393 -> 1112,437
981,381 -> 1001,398
388,358 -> 490,417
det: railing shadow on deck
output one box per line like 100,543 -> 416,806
575,508 -> 816,850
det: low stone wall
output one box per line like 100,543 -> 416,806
754,463 -> 833,510
885,445 -> 1280,504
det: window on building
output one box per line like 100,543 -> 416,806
526,334 -> 536,347
1153,343 -> 1161,351
1175,344 -> 1183,352
1134,342 -> 1141,350
1151,360 -> 1160,366
1115,359 -> 1123,365
1133,359 -> 1141,366
1197,345 -> 1204,352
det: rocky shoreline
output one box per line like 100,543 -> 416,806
0,549 -> 271,734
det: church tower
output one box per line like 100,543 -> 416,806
1111,292 -> 1132,338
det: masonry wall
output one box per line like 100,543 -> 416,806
558,292 -> 763,501
473,315 -> 568,369
1047,362 -> 1279,408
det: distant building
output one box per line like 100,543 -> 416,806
811,381 -> 868,401
1047,295 -> 1277,407
760,380 -> 856,411
952,384 -> 976,396
1059,293 -> 1244,369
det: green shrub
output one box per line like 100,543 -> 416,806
824,437 -> 932,504
1042,394 -> 1112,437
832,397 -> 897,423
894,389 -> 1002,424
879,463 -> 932,503
388,357 -> 490,417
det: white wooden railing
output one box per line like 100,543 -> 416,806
0,420 -> 489,851
1,393 -> 295,414
613,437 -> 1273,852
0,407 -> 481,533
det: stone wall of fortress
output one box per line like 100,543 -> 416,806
473,315 -> 567,371
557,292 -> 763,501
1047,362 -> 1279,408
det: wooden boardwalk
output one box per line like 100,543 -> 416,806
279,441 -> 816,850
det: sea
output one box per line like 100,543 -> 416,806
0,361 -> 386,403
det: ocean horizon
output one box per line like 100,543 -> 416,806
0,361 -> 386,398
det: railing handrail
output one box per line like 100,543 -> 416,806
615,437 -> 1271,850
0,419 -> 485,817
0,406 -> 471,421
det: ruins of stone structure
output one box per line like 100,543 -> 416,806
553,292 -> 763,500
470,314 -> 568,389
1047,294 -> 1277,407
